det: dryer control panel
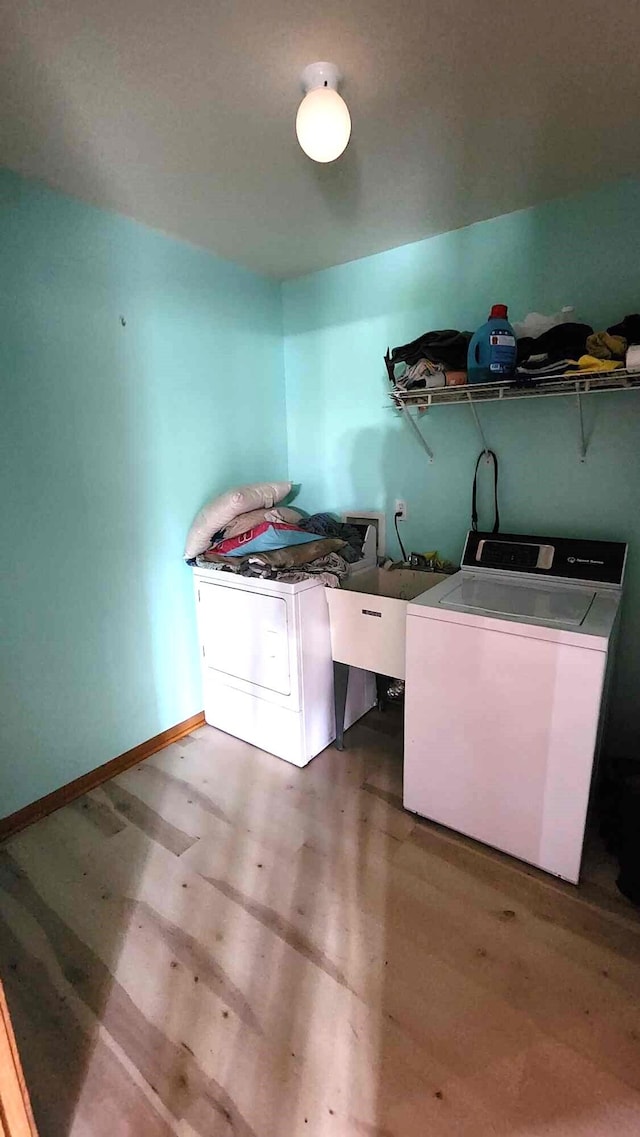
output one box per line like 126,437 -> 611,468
462,531 -> 627,586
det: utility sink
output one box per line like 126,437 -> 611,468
326,568 -> 448,679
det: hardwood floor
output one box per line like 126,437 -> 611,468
2,710 -> 640,1137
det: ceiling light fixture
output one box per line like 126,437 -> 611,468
295,62 -> 351,163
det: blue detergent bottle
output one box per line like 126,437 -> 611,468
467,304 -> 517,384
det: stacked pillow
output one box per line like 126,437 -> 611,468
184,481 -> 293,560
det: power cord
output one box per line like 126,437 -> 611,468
394,510 -> 408,563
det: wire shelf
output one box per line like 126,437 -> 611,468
389,367 -> 640,463
389,367 -> 640,410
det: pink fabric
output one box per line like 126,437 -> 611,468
210,522 -> 311,556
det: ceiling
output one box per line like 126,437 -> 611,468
1,0 -> 640,279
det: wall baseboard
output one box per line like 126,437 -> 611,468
0,711 -> 206,843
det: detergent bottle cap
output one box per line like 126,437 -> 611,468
490,304 -> 508,319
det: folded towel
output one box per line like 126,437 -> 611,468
577,355 -> 622,372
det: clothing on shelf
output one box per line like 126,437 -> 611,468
394,357 -> 445,391
516,322 -> 593,369
586,332 -> 627,360
577,355 -> 623,372
394,359 -> 469,390
516,357 -> 580,377
607,314 -> 640,344
385,329 -> 472,383
516,354 -> 623,378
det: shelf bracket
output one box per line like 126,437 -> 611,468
466,392 -> 492,459
401,403 -> 434,462
576,391 -> 587,462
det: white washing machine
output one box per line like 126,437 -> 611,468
404,531 -> 627,883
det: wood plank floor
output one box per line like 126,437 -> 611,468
2,710 -> 640,1137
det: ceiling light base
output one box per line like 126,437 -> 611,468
300,61 -> 341,94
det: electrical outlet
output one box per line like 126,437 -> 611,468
394,498 -> 407,521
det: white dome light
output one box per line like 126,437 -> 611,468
295,62 -> 351,163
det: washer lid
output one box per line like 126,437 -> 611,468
441,578 -> 595,625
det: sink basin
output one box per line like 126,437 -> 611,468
326,568 -> 448,679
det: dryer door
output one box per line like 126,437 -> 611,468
199,582 -> 291,696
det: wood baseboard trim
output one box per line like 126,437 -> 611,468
0,978 -> 39,1136
0,711 -> 206,843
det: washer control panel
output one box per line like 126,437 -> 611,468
462,531 -> 626,586
476,539 -> 554,571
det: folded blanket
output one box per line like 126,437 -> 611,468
207,521 -> 319,557
201,537 -> 346,569
297,513 -> 364,563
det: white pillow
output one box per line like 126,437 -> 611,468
184,481 -> 291,560
222,507 -> 302,540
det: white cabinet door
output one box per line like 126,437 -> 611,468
198,582 -> 291,696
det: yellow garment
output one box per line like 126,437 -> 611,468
577,355 -> 622,372
585,331 -> 627,360
417,551 -> 456,573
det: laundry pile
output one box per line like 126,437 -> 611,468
386,311 -> 640,392
385,329 -> 470,391
184,482 -> 364,587
516,313 -> 639,377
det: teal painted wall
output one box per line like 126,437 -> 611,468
3,171 -> 640,818
283,180 -> 640,751
0,170 -> 287,818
